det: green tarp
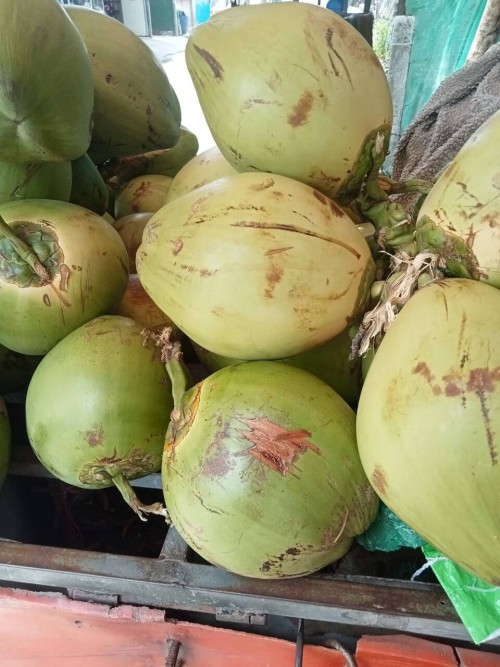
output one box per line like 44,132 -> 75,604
149,0 -> 176,35
402,0 -> 488,130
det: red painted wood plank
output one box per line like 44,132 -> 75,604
356,633 -> 458,666
456,648 -> 500,667
0,587 -> 345,666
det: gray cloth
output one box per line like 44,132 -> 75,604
391,43 -> 500,213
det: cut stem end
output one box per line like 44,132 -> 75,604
112,472 -> 170,523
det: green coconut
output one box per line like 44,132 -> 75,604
186,2 -> 392,200
113,213 -> 153,273
416,110 -> 500,289
357,278 -> 500,585
165,145 -> 237,203
112,274 -> 180,336
0,0 -> 93,163
114,175 -> 173,219
66,6 -> 181,163
70,153 -> 109,216
25,315 -> 174,519
194,327 -> 362,408
162,359 -> 378,578
137,171 -> 374,360
0,160 -> 72,205
0,199 -> 129,355
101,126 -> 200,188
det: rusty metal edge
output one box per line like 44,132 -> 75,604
0,536 -> 486,645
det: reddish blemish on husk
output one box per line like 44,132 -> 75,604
252,178 -> 275,191
85,424 -> 104,447
287,91 -> 314,127
313,189 -> 343,218
193,45 -> 224,79
413,362 -> 500,396
265,247 -> 293,256
59,264 -> 70,291
172,239 -> 183,255
413,361 -> 441,395
264,262 -> 283,298
239,417 -> 320,475
260,546 -> 305,575
130,181 -> 150,213
467,367 -> 500,392
467,368 -> 500,465
444,379 -> 461,397
371,465 -> 388,496
202,425 -> 234,478
412,363 -> 500,465
313,190 -> 329,206
328,199 -> 344,217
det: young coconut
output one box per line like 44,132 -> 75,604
112,274 -> 180,336
114,175 -> 173,219
25,316 -> 178,520
100,126 -> 200,187
0,160 -> 72,206
186,2 -> 392,201
0,0 -> 93,163
352,110 -> 500,356
113,212 -> 153,273
65,6 -> 181,164
165,146 -> 237,203
0,199 -> 129,355
193,326 -> 363,409
69,153 -> 110,216
357,279 -> 500,585
416,108 -> 500,289
153,331 -> 378,579
137,171 -> 375,360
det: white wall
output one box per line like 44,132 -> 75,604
121,0 -> 150,36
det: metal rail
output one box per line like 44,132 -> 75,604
0,525 -> 488,645
3,450 -> 499,649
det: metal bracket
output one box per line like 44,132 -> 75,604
215,607 -> 267,626
164,639 -> 182,667
295,618 -> 304,667
68,588 -> 119,606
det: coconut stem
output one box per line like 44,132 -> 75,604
364,131 -> 390,202
142,326 -> 192,410
377,174 -> 434,196
350,251 -> 443,358
0,214 -> 50,282
111,472 -> 170,523
166,353 -> 190,410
